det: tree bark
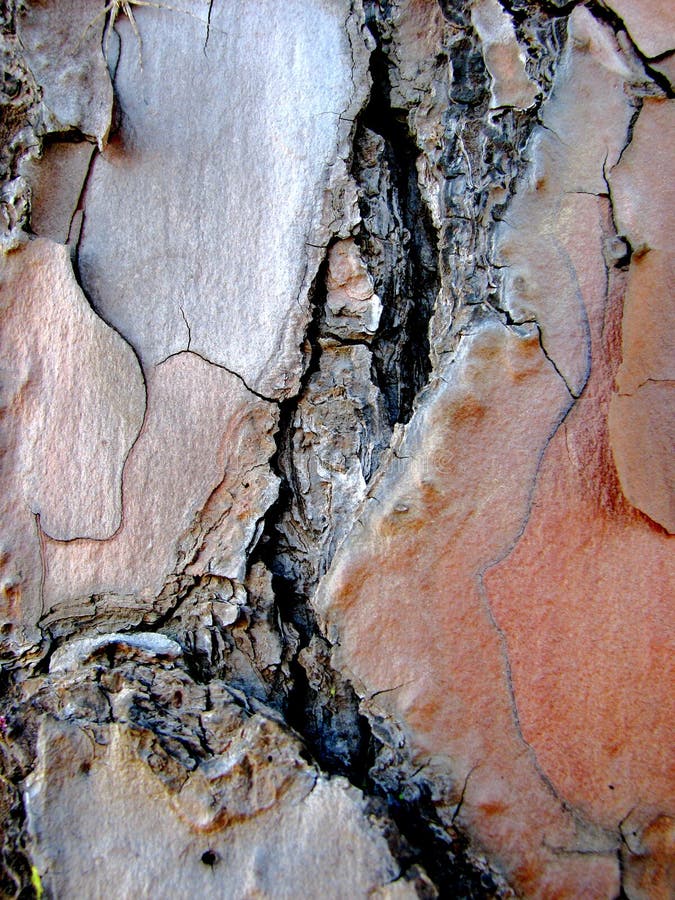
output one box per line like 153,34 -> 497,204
0,1 -> 673,897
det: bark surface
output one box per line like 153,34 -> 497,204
0,1 -> 672,897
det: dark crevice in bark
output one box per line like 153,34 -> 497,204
0,668 -> 38,900
252,556 -> 503,897
242,216 -> 489,897
247,556 -> 504,896
353,18 -> 439,427
252,252 -> 329,587
272,574 -> 371,780
250,253 -> 374,776
375,792 -> 504,900
243,13 -> 500,896
496,0 -> 583,20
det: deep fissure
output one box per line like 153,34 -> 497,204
353,18 -> 439,427
242,9 -> 501,894
251,252 -> 374,778
243,2 -> 601,893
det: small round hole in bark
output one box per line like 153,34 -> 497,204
201,850 -> 219,867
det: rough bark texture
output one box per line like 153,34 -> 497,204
0,1 -> 673,897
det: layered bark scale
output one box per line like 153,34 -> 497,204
0,1 -> 672,898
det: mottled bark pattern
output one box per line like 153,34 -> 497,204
0,1 -> 672,897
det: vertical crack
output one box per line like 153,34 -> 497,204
353,14 -> 440,426
240,8 -> 513,895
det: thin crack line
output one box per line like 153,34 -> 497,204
179,304 -> 192,351
204,0 -> 214,55
533,322 -> 578,399
157,348 -> 279,405
67,144 -> 98,246
474,390 -> 578,813
367,678 -> 416,701
451,763 -> 480,825
33,512 -> 46,621
615,377 -> 675,396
